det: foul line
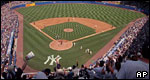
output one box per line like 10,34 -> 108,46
30,23 -> 56,41
71,27 -> 116,42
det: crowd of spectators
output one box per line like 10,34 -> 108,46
2,49 -> 149,79
101,1 -> 121,4
1,1 -> 31,79
9,1 -> 31,7
120,1 -> 149,15
108,16 -> 149,58
127,18 -> 149,59
92,16 -> 149,79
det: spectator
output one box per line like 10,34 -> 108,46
86,66 -> 95,79
66,67 -> 74,79
72,61 -> 80,79
93,60 -> 105,79
103,65 -> 113,79
22,75 -> 27,79
34,68 -> 51,79
6,65 -> 16,79
78,65 -> 89,79
55,58 -> 65,79
1,72 -> 7,79
15,67 -> 23,79
115,62 -> 121,72
116,54 -> 149,79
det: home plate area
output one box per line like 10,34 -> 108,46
49,40 -> 73,51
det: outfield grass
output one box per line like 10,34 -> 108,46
17,3 -> 145,71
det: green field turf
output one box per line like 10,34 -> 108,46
17,3 -> 145,71
42,22 -> 95,40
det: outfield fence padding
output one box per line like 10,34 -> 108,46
11,1 -> 149,15
10,1 -> 136,11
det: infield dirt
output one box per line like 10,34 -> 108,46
30,17 -> 115,51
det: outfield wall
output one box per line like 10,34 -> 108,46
11,1 -> 149,15
11,1 -> 136,10
11,4 -> 26,9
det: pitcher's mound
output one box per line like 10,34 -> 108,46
64,28 -> 73,32
50,40 -> 73,51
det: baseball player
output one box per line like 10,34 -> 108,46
85,48 -> 90,53
80,46 -> 83,49
89,51 -> 92,55
73,42 -> 76,46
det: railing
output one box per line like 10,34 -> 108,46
6,31 -> 14,65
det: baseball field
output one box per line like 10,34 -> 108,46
16,3 -> 145,71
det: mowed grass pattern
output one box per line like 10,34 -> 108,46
17,3 -> 145,71
42,22 -> 95,40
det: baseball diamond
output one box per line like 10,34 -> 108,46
15,3 -> 145,71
